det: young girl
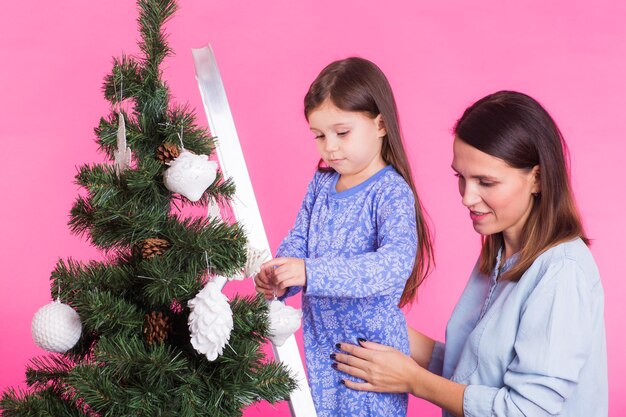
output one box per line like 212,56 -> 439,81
333,91 -> 608,417
255,57 -> 434,417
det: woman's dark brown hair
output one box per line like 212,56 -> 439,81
454,90 -> 588,281
304,57 -> 434,307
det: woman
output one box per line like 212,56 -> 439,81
332,91 -> 608,417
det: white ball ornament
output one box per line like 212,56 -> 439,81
31,300 -> 82,353
163,150 -> 218,202
188,276 -> 233,361
267,300 -> 302,347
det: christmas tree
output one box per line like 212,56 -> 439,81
0,0 -> 296,416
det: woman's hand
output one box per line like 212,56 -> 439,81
254,266 -> 286,300
334,340 -> 466,417
333,340 -> 423,396
261,257 -> 307,289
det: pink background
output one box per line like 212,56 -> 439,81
1,1 -> 624,415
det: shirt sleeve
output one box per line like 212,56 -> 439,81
304,182 -> 417,298
275,173 -> 319,300
428,341 -> 446,376
462,259 -> 595,417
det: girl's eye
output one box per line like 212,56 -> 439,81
314,134 -> 325,140
337,131 -> 349,137
453,173 -> 462,179
479,180 -> 494,187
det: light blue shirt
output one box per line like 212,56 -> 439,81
429,238 -> 608,417
278,165 -> 417,417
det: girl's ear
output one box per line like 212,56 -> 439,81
375,114 -> 387,138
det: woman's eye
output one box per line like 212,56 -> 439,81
314,134 -> 325,140
337,131 -> 349,137
453,173 -> 461,179
479,180 -> 494,187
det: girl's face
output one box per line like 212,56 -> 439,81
452,137 -> 540,255
308,99 -> 386,188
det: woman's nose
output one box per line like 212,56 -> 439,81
460,183 -> 481,208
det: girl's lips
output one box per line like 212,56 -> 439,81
469,211 -> 490,222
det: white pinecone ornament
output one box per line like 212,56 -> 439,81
163,150 -> 218,202
229,245 -> 271,281
268,300 -> 302,347
188,276 -> 233,361
31,300 -> 82,353
244,246 -> 270,278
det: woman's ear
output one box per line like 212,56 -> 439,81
375,114 -> 387,138
531,165 -> 541,194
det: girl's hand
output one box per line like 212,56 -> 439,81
261,257 -> 307,289
333,340 -> 423,396
254,266 -> 286,300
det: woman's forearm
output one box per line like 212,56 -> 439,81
407,329 -> 465,416
408,327 -> 436,368
412,369 -> 466,417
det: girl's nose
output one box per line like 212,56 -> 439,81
324,137 -> 339,152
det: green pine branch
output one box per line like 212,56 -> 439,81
0,387 -> 87,417
24,355 -> 74,391
51,258 -> 137,299
102,55 -> 143,105
136,253 -> 206,306
137,0 -> 177,74
72,290 -> 144,337
165,215 -> 247,274
92,336 -> 189,387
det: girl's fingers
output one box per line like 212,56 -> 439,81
272,269 -> 292,286
261,258 -> 287,269
276,276 -> 302,289
256,283 -> 272,292
254,274 -> 270,287
255,286 -> 275,300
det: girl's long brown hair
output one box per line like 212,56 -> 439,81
304,57 -> 434,307
454,91 -> 589,281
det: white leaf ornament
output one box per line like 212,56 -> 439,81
113,112 -> 132,174
267,300 -> 302,346
164,150 -> 218,202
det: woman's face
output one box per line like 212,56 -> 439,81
452,137 -> 540,254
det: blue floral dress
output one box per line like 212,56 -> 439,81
277,165 -> 417,417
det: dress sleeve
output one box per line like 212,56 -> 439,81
275,173 -> 319,299
304,182 -> 417,298
462,259 -> 596,417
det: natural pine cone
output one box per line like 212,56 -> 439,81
144,311 -> 171,344
137,238 -> 171,259
156,142 -> 181,163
